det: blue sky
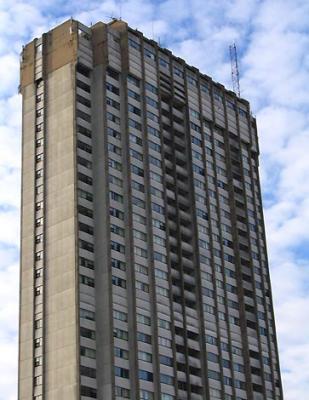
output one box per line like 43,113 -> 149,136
0,0 -> 308,399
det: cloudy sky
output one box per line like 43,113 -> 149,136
0,0 -> 308,399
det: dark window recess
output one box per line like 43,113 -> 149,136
80,386 -> 97,398
80,326 -> 96,340
78,189 -> 93,202
80,365 -> 96,379
77,64 -> 91,78
78,172 -> 93,185
77,124 -> 92,138
80,274 -> 95,287
79,222 -> 94,235
77,109 -> 91,123
106,67 -> 120,80
110,207 -> 124,220
77,80 -> 91,93
77,140 -> 92,154
80,257 -> 94,270
77,94 -> 91,108
79,239 -> 94,253
77,156 -> 92,169
78,205 -> 93,218
106,82 -> 119,95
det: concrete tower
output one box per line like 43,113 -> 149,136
19,19 -> 283,400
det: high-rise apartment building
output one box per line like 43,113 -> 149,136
19,19 -> 283,400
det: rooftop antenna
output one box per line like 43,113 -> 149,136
229,43 -> 241,97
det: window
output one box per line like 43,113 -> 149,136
144,47 -> 156,61
79,239 -> 94,252
139,369 -> 153,382
130,148 -> 143,161
107,112 -> 120,125
156,286 -> 169,297
77,94 -> 91,108
137,332 -> 151,343
136,280 -> 149,292
128,74 -> 140,87
149,140 -> 161,153
80,257 -> 94,270
110,207 -> 124,220
158,318 -> 170,330
154,251 -> 166,263
128,103 -> 141,116
78,188 -> 93,202
110,223 -> 125,237
78,172 -> 92,185
77,155 -> 92,169
112,275 -> 126,288
131,164 -> 144,177
128,88 -> 141,101
34,376 -> 42,386
149,155 -> 161,167
114,346 -> 129,359
147,111 -> 159,123
152,202 -> 165,214
159,355 -> 173,366
80,274 -> 95,288
138,351 -> 152,362
106,67 -> 119,80
140,389 -> 154,400
107,127 -> 121,139
152,218 -> 165,231
113,309 -> 128,322
150,170 -> 162,183
148,125 -> 160,138
145,82 -> 158,94
160,373 -> 173,385
77,109 -> 91,123
134,246 -> 148,258
77,78 -> 91,93
174,66 -> 183,77
110,191 -> 123,203
80,308 -> 95,321
115,366 -> 129,378
80,346 -> 96,359
111,258 -> 126,271
80,366 -> 96,379
137,313 -> 151,326
135,263 -> 148,275
108,158 -> 122,171
159,57 -> 169,68
111,241 -> 125,254
114,328 -> 129,341
158,336 -> 171,348
106,96 -> 120,110
133,229 -> 147,241
115,386 -> 130,398
132,180 -> 144,192
147,96 -> 159,109
132,196 -> 146,209
80,326 -> 95,340
106,82 -> 119,95
129,118 -> 142,130
109,174 -> 123,187
108,143 -> 121,155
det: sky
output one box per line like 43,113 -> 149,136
0,0 -> 308,399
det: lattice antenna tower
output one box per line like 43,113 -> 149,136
229,43 -> 241,97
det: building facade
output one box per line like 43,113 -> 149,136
19,19 -> 283,400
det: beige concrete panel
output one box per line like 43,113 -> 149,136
19,82 -> 36,399
44,63 -> 78,399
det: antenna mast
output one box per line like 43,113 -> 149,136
229,43 -> 240,97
